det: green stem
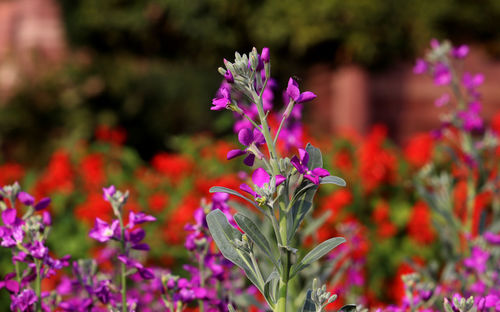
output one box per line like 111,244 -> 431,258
35,259 -> 42,312
118,216 -> 127,312
198,246 -> 207,312
276,250 -> 290,312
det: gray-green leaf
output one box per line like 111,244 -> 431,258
306,143 -> 323,169
320,176 -> 346,187
291,237 -> 346,277
300,290 -> 316,312
234,213 -> 280,269
209,186 -> 262,211
338,304 -> 357,312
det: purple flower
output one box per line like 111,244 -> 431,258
28,241 -> 48,259
102,185 -> 116,201
94,280 -> 111,304
434,93 -> 450,107
484,231 -> 500,245
211,87 -> 231,111
17,192 -> 34,206
291,148 -> 330,185
413,58 -> 428,74
227,128 -> 266,166
452,45 -> 469,59
433,63 -> 452,86
10,289 -> 37,312
224,70 -> 234,83
458,102 -> 483,131
89,218 -> 120,243
286,78 -> 317,104
117,255 -> 155,280
261,47 -> 270,63
34,198 -> 51,211
128,211 -> 156,228
240,168 -> 285,198
464,246 -> 489,273
2,208 -> 17,226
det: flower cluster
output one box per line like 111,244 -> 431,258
0,183 -> 68,312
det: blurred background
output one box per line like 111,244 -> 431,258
1,0 -> 500,164
2,0 -> 500,309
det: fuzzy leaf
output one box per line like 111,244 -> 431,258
306,143 -> 323,169
234,213 -> 279,269
339,305 -> 357,312
320,176 -> 346,187
291,237 -> 346,277
300,290 -> 316,312
206,209 -> 264,292
210,186 -> 262,211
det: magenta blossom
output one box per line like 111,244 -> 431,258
211,87 -> 231,111
89,218 -> 120,243
291,148 -> 330,185
286,78 -> 317,104
413,58 -> 428,74
240,168 -> 285,198
227,128 -> 266,166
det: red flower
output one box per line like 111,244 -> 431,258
404,133 -> 434,167
34,149 -> 74,197
147,193 -> 169,213
162,194 -> 199,244
151,153 -> 193,183
358,125 -> 397,193
74,192 -> 112,225
319,189 -> 353,223
79,153 -> 105,190
95,125 -> 127,145
0,163 -> 25,186
389,263 -> 414,304
407,201 -> 435,244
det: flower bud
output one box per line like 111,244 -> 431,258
261,47 -> 270,63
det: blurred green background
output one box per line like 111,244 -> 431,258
2,0 -> 500,164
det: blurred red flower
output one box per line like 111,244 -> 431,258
74,192 -> 112,225
147,192 -> 169,213
404,133 -> 434,167
79,153 -> 105,190
0,163 -> 25,186
407,201 -> 435,244
151,153 -> 193,183
358,125 -> 397,193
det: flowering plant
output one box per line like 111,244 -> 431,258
207,47 -> 350,312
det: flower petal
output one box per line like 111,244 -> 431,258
298,148 -> 309,166
238,128 -> 254,146
243,153 -> 255,166
286,78 -> 300,101
304,174 -> 320,185
227,149 -> 246,160
312,167 -> 330,178
240,183 -> 257,198
275,175 -> 286,186
252,168 -> 270,188
297,91 -> 317,103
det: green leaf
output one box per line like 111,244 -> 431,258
288,184 -> 318,242
206,209 -> 264,292
306,143 -> 323,169
320,176 -> 346,187
206,209 -> 245,267
209,186 -> 262,212
300,290 -> 316,312
234,213 -> 280,269
338,304 -> 357,312
291,237 -> 346,277
263,269 -> 280,308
